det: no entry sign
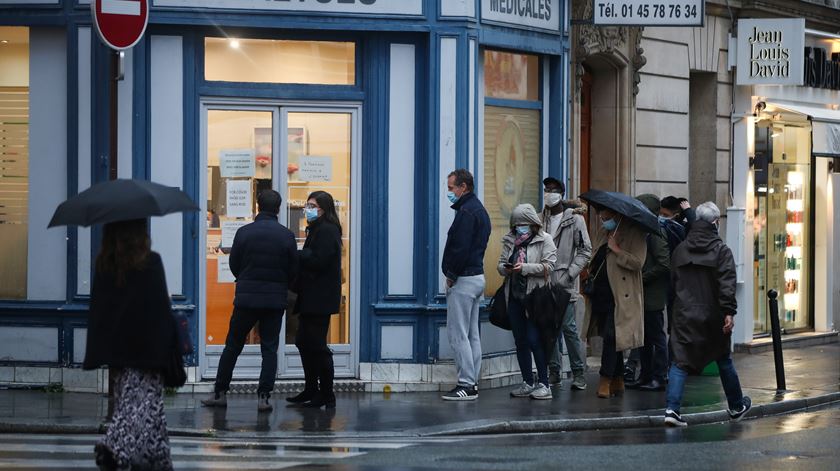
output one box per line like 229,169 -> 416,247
91,0 -> 149,50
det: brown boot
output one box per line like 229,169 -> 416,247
610,377 -> 625,397
597,376 -> 611,398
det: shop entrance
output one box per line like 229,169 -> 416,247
199,102 -> 360,381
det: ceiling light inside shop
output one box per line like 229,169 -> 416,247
229,39 -> 240,49
0,40 -> 7,44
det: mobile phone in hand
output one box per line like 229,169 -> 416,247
503,263 -> 514,269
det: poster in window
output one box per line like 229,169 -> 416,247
220,149 -> 255,178
226,180 -> 252,218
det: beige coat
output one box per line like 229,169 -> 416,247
584,218 -> 647,351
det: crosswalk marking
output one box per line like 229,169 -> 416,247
0,433 -> 461,469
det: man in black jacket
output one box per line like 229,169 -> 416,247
441,169 -> 491,401
202,190 -> 298,412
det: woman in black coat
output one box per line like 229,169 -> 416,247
286,191 -> 343,409
84,218 -> 178,471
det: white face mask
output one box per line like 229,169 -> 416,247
544,192 -> 562,208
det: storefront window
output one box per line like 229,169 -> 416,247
0,26 -> 29,299
482,50 -> 541,296
753,123 -> 812,333
205,38 -> 355,85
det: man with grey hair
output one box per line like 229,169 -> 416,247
664,202 -> 751,427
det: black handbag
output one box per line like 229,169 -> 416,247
581,259 -> 605,296
488,284 -> 511,330
163,312 -> 190,388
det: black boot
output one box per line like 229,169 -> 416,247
288,350 -> 319,404
302,391 -> 336,409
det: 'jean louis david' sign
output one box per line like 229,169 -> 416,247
481,0 -> 561,31
736,19 -> 804,86
152,0 -> 422,15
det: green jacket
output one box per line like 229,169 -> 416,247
642,228 -> 670,311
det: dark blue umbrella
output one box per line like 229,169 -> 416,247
579,189 -> 660,233
48,179 -> 200,227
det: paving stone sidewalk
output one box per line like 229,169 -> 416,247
0,344 -> 836,438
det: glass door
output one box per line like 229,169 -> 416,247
199,103 -> 360,381
279,108 -> 357,378
201,107 -> 278,379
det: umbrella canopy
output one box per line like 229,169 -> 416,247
579,189 -> 660,233
48,179 -> 200,228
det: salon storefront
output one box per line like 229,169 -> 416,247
728,18 -> 840,346
0,1 -> 572,392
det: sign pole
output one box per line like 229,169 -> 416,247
109,50 -> 119,180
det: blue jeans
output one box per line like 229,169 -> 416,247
665,357 -> 745,412
508,296 -> 548,386
548,301 -> 586,375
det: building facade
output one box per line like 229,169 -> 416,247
0,0 -> 575,392
569,0 -> 839,348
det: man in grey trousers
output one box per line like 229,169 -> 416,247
542,177 -> 592,390
441,169 -> 492,401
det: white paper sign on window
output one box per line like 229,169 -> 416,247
226,180 -> 252,218
298,156 -> 333,182
221,220 -> 250,248
220,149 -> 255,178
217,255 -> 236,283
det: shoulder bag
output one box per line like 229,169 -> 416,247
488,283 -> 511,330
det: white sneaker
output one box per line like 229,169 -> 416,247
509,382 -> 535,398
529,383 -> 553,400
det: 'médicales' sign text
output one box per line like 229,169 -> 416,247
736,18 -> 804,86
481,0 -> 561,31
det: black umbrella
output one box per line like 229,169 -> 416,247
579,189 -> 660,233
48,179 -> 200,228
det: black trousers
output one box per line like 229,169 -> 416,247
640,309 -> 668,383
597,309 -> 624,378
295,314 -> 334,396
215,307 -> 283,395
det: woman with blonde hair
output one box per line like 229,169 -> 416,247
497,204 -> 557,400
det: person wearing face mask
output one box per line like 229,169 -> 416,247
287,190 -> 343,409
540,177 -> 591,391
582,203 -> 647,399
498,204 -> 557,400
440,169 -> 491,401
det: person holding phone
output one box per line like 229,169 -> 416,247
497,204 -> 557,400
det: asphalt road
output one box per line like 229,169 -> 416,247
0,405 -> 836,470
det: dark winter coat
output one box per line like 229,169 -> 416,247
83,252 -> 176,371
229,212 -> 299,310
670,220 -> 738,374
642,228 -> 670,311
295,218 -> 342,315
441,191 -> 492,282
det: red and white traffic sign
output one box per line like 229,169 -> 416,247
91,0 -> 149,50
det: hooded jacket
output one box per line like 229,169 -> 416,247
497,204 -> 557,303
541,199 -> 592,302
670,220 -> 738,374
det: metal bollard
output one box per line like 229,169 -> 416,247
767,290 -> 786,393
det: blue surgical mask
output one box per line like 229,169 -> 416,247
304,208 -> 320,222
447,191 -> 459,204
602,218 -> 618,231
515,225 -> 531,236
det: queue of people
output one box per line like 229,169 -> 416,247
440,168 -> 750,427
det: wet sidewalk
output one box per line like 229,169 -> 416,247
0,344 -> 837,438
